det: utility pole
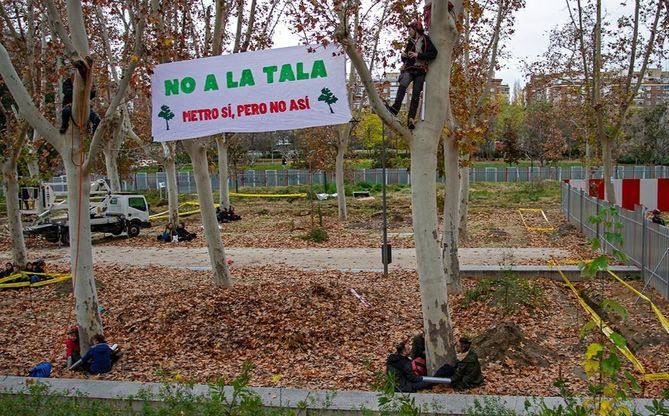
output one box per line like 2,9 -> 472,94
381,122 -> 391,276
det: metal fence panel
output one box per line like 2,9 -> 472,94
561,183 -> 669,300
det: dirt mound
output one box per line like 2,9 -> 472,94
473,323 -> 551,367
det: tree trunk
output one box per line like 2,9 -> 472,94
216,136 -> 230,210
164,153 -> 179,226
335,124 -> 350,221
63,155 -> 103,354
411,134 -> 456,374
183,139 -> 233,287
602,136 -> 615,202
103,148 -> 121,193
458,164 -> 470,241
2,159 -> 27,267
442,133 -> 462,294
585,141 -> 591,182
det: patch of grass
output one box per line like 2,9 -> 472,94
461,272 -> 543,312
468,181 -> 560,209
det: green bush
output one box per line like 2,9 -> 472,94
465,398 -> 519,416
300,227 -> 329,243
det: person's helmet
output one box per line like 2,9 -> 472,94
408,20 -> 424,33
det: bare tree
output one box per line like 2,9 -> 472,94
0,0 -> 146,352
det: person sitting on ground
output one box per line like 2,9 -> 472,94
78,334 -> 121,375
228,206 -> 241,221
410,332 -> 427,377
33,259 -> 46,274
65,326 -> 81,368
384,20 -> 438,130
386,340 -> 428,393
176,222 -> 197,242
159,223 -> 176,242
433,337 -> 483,389
25,262 -> 41,284
650,209 -> 666,226
216,207 -> 230,223
1,262 -> 13,278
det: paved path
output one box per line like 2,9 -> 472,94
2,246 -> 571,272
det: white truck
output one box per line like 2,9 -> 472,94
22,180 -> 151,245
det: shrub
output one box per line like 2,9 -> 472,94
301,227 -> 329,243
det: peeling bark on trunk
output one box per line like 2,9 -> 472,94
411,134 -> 456,374
442,133 -> 462,294
63,154 -> 103,354
183,139 -> 233,287
2,159 -> 27,267
216,136 -> 230,210
458,165 -> 469,241
103,148 -> 121,193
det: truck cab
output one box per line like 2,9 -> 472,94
104,194 -> 152,237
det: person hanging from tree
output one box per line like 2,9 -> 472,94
385,20 -> 437,130
59,61 -> 100,135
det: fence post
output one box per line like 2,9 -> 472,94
567,184 -> 571,223
595,197 -> 601,243
578,189 -> 585,232
641,206 -> 647,283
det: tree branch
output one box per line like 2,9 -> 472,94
85,4 -> 146,171
44,0 -> 78,60
0,42 -> 61,151
337,34 -> 410,139
66,0 -> 89,57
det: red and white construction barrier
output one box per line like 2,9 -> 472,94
566,178 -> 669,212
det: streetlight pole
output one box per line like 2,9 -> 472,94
381,122 -> 391,276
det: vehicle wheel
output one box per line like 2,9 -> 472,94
60,229 -> 70,246
127,223 -> 140,238
110,223 -> 124,236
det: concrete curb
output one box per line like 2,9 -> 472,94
0,376 -> 662,415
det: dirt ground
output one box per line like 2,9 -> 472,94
0,264 -> 667,398
4,183 -> 662,397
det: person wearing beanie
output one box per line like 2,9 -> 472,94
434,337 -> 484,389
385,19 -> 438,130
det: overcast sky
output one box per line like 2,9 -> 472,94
273,1 -> 664,90
496,0 -> 633,90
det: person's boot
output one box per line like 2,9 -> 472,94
385,102 -> 399,116
408,118 -> 416,130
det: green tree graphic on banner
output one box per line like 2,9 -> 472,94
318,88 -> 338,113
158,105 -> 175,130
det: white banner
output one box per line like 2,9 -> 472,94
151,45 -> 351,142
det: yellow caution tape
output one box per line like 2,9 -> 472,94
518,208 -> 555,232
550,261 -> 669,381
0,272 -> 72,289
606,270 -> 669,334
229,192 -> 307,198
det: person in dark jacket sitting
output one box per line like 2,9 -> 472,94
386,340 -> 429,393
650,209 -> 666,226
176,222 -> 197,242
79,334 -> 120,375
434,337 -> 484,389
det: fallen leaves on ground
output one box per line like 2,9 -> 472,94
1,264 -> 667,398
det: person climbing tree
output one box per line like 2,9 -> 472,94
385,20 -> 437,130
59,62 -> 100,135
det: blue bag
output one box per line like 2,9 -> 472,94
28,362 -> 52,378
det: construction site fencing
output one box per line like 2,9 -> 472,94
4,165 -> 669,197
562,183 -> 669,300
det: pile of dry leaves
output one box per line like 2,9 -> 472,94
1,264 -> 666,398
